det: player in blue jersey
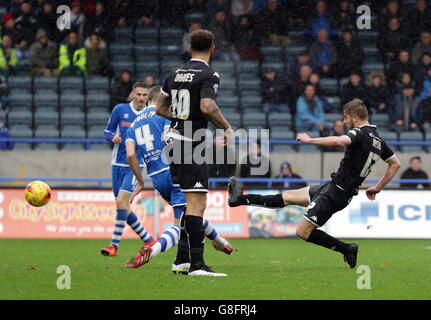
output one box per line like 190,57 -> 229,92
123,85 -> 233,271
101,81 -> 156,257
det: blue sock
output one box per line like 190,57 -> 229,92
110,209 -> 128,249
150,225 -> 180,259
127,211 -> 153,243
203,218 -> 227,247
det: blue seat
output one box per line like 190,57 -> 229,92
224,112 -> 241,128
135,26 -> 158,40
219,77 -> 236,90
34,107 -> 58,125
60,76 -> 84,92
238,78 -> 261,91
86,76 -> 109,92
135,61 -> 159,76
362,62 -> 384,75
242,111 -> 266,127
319,77 -> 338,96
268,113 -> 292,127
34,91 -> 58,108
237,61 -> 259,76
112,61 -> 134,75
110,43 -> 133,58
371,113 -> 390,129
33,76 -> 58,91
271,129 -> 295,152
9,89 -> 32,109
87,125 -> 106,138
114,27 -> 134,43
212,61 -> 235,75
284,44 -> 308,60
61,109 -> 85,125
61,125 -> 86,138
325,112 -> 343,122
8,75 -> 32,90
8,124 -> 32,138
217,95 -> 239,109
87,94 -> 110,109
240,94 -> 263,109
87,108 -> 110,125
325,96 -> 341,111
8,110 -> 33,125
399,131 -> 425,153
60,92 -> 84,109
160,59 -> 182,74
34,124 -> 59,138
261,62 -> 285,75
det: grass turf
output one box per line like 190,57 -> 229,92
0,238 -> 430,300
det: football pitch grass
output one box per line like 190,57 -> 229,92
1,238 -> 430,300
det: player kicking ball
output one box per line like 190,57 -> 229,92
228,100 -> 401,268
122,85 -> 233,273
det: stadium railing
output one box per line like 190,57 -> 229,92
1,137 -> 431,151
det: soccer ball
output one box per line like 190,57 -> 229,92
24,181 -> 51,207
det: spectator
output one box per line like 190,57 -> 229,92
308,29 -> 337,77
377,17 -> 410,62
231,0 -> 252,17
59,31 -> 86,77
420,66 -> 431,99
411,31 -> 431,65
0,35 -> 17,78
144,74 -> 156,87
0,121 -> 14,150
335,29 -> 364,78
414,52 -> 431,85
239,141 -> 271,188
111,69 -> 133,108
234,15 -> 263,61
35,0 -> 62,42
395,72 -> 417,95
388,84 -> 423,133
0,75 -> 8,109
305,0 -> 338,39
207,0 -> 231,18
1,13 -> 19,45
261,67 -> 289,114
29,28 -> 59,77
295,83 -> 331,132
341,71 -> 367,106
182,20 -> 201,61
400,156 -> 430,189
322,119 -> 346,152
290,64 -> 312,108
378,0 -> 404,33
406,0 -> 431,40
84,0 -> 114,42
85,32 -> 111,76
256,0 -> 291,45
207,10 -> 239,61
209,135 -> 236,187
386,50 -> 416,92
422,86 -> 431,132
69,0 -> 86,42
332,0 -> 355,31
308,71 -> 334,113
284,51 -> 315,87
13,0 -> 37,34
365,71 -> 390,114
273,161 -> 307,190
133,0 -> 158,26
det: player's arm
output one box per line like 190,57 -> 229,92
156,91 -> 172,120
125,139 -> 145,203
366,155 -> 401,201
200,98 -> 233,146
296,133 -> 351,147
104,107 -> 122,143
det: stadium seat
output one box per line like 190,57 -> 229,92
284,44 -> 308,61
8,75 -> 32,91
325,96 -> 341,112
217,95 -> 239,109
61,109 -> 85,125
378,130 -> 398,143
34,107 -> 58,125
399,131 -> 425,153
212,61 -> 235,75
60,76 -> 84,92
238,78 -> 261,91
34,124 -> 59,138
261,45 -> 283,62
270,128 -> 295,152
325,112 -> 343,123
60,92 -> 84,109
371,113 -> 390,129
112,61 -> 134,75
288,30 -> 305,42
219,77 -> 237,91
87,108 -> 110,125
90,143 -> 112,151
87,125 -> 106,138
261,62 -> 285,75
114,26 -> 134,43
34,90 -> 58,109
61,124 -> 85,138
339,77 -> 349,88
268,113 -> 292,127
9,89 -> 32,109
357,31 -> 379,46
16,58 -> 31,75
86,94 -> 110,109
242,111 -> 266,127
237,61 -> 259,77
217,88 -> 236,97
159,27 -> 183,45
239,93 -> 263,110
319,77 -> 338,96
425,132 -> 431,153
297,131 -> 320,152
135,26 -> 158,40
7,110 -> 32,125
160,59 -> 183,74
34,142 -> 59,150
224,112 -> 241,128
0,109 -> 5,123
8,124 -> 32,138
86,76 -> 109,92
33,76 -> 58,91
135,61 -> 160,77
110,43 -> 133,58
362,62 -> 384,75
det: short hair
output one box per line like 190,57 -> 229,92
343,99 -> 368,120
190,29 -> 214,53
148,85 -> 161,102
410,156 -> 421,163
133,81 -> 150,91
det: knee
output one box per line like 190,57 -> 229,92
296,226 -> 312,240
116,194 -> 129,210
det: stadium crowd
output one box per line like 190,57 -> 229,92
0,1 -> 430,167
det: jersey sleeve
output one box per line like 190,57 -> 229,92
125,125 -> 137,145
161,75 -> 170,97
105,106 -> 120,134
200,71 -> 220,100
381,140 -> 396,162
343,128 -> 360,145
164,117 -> 171,128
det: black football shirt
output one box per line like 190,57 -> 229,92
331,124 -> 395,195
161,58 -> 220,140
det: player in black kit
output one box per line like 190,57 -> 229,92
228,99 -> 401,268
156,30 -> 233,276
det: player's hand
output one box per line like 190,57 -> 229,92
223,127 -> 234,146
112,134 -> 122,144
366,186 -> 381,201
130,182 -> 144,204
296,133 -> 311,144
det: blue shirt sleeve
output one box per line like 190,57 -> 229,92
104,106 -> 120,142
125,124 -> 136,144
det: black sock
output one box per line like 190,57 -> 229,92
174,210 -> 190,264
306,229 -> 349,254
184,215 -> 205,269
244,193 -> 285,208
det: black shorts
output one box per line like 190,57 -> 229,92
304,181 -> 353,227
167,138 -> 209,193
